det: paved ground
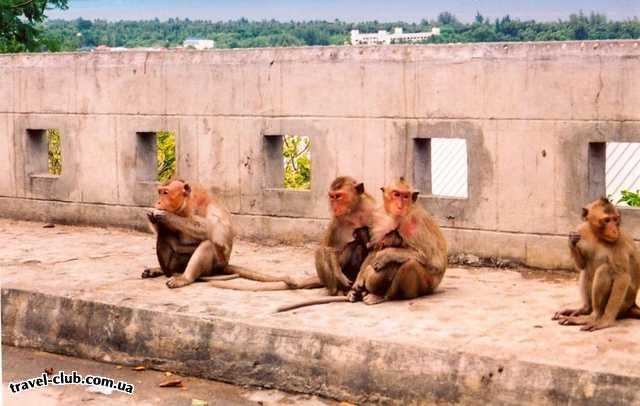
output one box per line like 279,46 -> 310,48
2,219 -> 640,403
2,345 -> 336,406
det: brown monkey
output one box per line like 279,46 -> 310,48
314,176 -> 377,295
552,197 -> 640,331
276,226 -> 406,313
142,179 -> 292,288
210,177 -> 377,297
347,178 -> 447,305
338,226 -> 371,283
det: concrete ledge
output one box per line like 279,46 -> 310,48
2,220 -> 640,404
4,287 -> 639,405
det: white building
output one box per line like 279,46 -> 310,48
182,38 -> 215,50
350,27 -> 440,45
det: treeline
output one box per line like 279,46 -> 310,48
41,11 -> 640,51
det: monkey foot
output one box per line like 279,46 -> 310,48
346,290 -> 361,302
363,293 -> 386,305
580,320 -> 614,332
141,268 -> 164,279
552,308 -> 588,320
558,315 -> 592,326
166,276 -> 193,289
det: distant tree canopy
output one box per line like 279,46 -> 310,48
0,0 -> 68,52
2,10 -> 640,53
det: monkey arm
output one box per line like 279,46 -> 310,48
158,212 -> 209,241
373,246 -> 446,274
601,270 -> 631,322
577,269 -> 593,313
569,236 -> 588,269
372,247 -> 414,270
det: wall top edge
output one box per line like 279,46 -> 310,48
0,39 -> 639,63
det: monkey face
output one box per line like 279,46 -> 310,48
384,189 -> 415,217
583,198 -> 621,243
155,180 -> 191,214
329,189 -> 354,217
352,226 -> 370,243
599,214 -> 621,242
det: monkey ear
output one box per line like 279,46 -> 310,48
183,183 -> 192,196
581,207 -> 588,220
355,182 -> 365,195
380,187 -> 385,194
412,191 -> 420,202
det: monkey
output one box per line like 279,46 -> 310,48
275,226 -> 407,313
552,197 -> 640,331
347,177 -> 447,305
208,176 -> 377,297
338,226 -> 371,283
367,228 -> 406,251
314,176 -> 377,295
142,179 -> 294,289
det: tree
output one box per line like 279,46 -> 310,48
1,0 -> 68,52
283,135 -> 311,190
437,12 -> 459,26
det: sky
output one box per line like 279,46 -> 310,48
46,0 -> 640,23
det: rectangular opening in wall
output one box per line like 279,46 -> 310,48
47,129 -> 62,175
606,142 -> 640,208
413,138 -> 431,194
157,131 -> 176,183
136,131 -> 176,183
283,135 -> 311,190
26,129 -> 62,177
264,134 -> 311,190
414,138 -> 468,198
431,138 -> 468,198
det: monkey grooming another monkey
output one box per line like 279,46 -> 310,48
552,197 -> 640,331
347,177 -> 447,305
142,179 -> 294,289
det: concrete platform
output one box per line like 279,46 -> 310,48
2,219 -> 640,405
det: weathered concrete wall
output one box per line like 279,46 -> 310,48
1,41 -> 639,268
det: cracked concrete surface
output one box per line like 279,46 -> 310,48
2,219 -> 640,404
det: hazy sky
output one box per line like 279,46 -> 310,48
47,0 -> 639,22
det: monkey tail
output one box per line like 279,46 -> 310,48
275,296 -> 349,313
225,264 -> 291,283
208,279 -> 292,291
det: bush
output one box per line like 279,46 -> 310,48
618,190 -> 640,207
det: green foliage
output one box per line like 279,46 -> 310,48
0,0 -> 68,53
157,131 -> 176,183
283,135 -> 311,190
618,190 -> 640,207
34,11 -> 640,53
47,128 -> 61,175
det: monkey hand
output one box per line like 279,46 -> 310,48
568,231 -> 581,246
372,251 -> 394,271
149,209 -> 168,224
146,210 -> 157,224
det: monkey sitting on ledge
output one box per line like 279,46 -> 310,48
142,179 -> 294,289
553,197 -> 640,331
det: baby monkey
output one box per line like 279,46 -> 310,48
276,227 -> 406,313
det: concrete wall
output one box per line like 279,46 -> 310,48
1,41 -> 639,269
